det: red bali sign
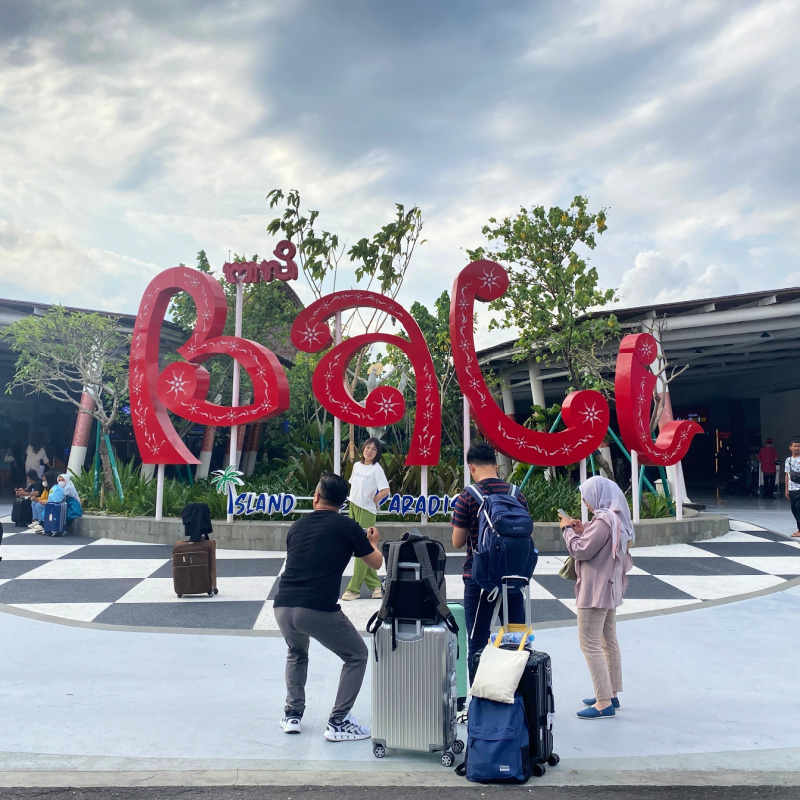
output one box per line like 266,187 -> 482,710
130,254 -> 701,468
290,291 -> 440,465
449,260 -> 609,466
130,266 -> 289,464
221,241 -> 299,284
614,333 -> 703,466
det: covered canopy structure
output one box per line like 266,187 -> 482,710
478,286 -> 800,489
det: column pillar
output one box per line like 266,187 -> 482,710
498,372 -> 515,478
242,421 -> 263,476
195,425 -> 216,480
527,358 -> 546,409
67,391 -> 95,477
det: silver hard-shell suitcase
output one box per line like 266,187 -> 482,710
371,620 -> 464,766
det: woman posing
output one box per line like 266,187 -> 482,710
559,476 -> 634,720
341,438 -> 390,601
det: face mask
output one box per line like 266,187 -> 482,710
42,481 -> 48,487
58,481 -> 66,488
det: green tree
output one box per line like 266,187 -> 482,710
1,307 -> 130,490
467,196 -> 620,394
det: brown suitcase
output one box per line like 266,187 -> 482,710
173,538 -> 218,597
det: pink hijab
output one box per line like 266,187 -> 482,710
579,476 -> 635,559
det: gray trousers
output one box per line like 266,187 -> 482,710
274,605 -> 368,724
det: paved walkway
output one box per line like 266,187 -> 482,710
1,498 -> 800,787
2,515 -> 799,633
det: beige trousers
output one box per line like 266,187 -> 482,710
576,607 -> 622,703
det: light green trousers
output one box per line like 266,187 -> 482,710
345,503 -> 381,593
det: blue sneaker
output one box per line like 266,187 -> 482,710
583,697 -> 620,709
577,705 -> 616,720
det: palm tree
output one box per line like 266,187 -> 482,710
210,466 -> 245,497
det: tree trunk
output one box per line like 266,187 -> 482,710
593,450 -> 614,481
98,428 -> 115,493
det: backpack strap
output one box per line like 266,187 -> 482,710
465,483 -> 485,505
366,539 -> 402,638
411,540 -> 459,635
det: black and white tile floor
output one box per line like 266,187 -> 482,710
1,519 -> 799,632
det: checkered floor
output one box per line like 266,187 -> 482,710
1,519 -> 798,632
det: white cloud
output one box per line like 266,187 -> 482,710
619,250 -> 740,306
0,219 -> 161,312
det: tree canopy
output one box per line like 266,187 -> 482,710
467,195 -> 620,394
1,306 -> 130,488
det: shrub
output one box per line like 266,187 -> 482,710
518,472 -> 581,522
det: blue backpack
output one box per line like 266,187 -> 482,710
467,484 -> 536,595
458,694 -> 531,783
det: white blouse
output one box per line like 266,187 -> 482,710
348,462 -> 390,514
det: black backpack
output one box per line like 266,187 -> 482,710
367,529 -> 458,654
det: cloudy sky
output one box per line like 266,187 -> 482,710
1,0 -> 798,347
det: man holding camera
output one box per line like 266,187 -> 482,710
273,472 -> 383,741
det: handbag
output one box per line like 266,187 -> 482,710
469,629 -> 533,704
558,556 -> 577,581
790,470 -> 800,485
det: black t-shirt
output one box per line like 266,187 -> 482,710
273,510 -> 374,612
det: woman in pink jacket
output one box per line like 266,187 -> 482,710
559,476 -> 634,720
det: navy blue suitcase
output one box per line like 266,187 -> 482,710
43,501 -> 68,536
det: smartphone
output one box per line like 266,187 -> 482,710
557,508 -> 568,519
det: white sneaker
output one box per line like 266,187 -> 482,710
279,716 -> 302,734
341,590 -> 360,601
324,714 -> 370,742
31,525 -> 43,534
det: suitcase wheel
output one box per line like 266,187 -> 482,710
547,753 -> 560,767
441,751 -> 454,768
208,591 -> 214,596
532,762 -> 546,777
373,744 -> 386,759
177,594 -> 183,598
452,739 -> 464,755
213,588 -> 219,595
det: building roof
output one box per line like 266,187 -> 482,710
478,286 -> 800,407
0,286 -> 299,377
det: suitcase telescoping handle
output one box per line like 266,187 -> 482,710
501,574 -> 532,631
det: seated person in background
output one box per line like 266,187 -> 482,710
60,473 -> 81,502
29,470 -> 59,534
16,470 -> 42,499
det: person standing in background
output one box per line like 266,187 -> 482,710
341,438 -> 390,602
758,438 -> 779,498
25,440 -> 50,478
784,437 -> 800,537
0,445 -> 15,493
